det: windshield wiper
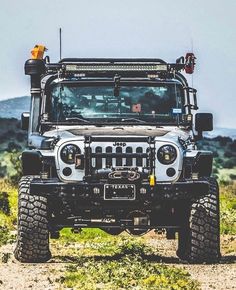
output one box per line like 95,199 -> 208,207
121,118 -> 147,123
65,117 -> 91,124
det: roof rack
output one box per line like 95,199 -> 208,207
29,45 -> 196,78
45,54 -> 196,78
58,58 -> 167,63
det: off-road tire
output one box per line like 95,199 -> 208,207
14,176 -> 51,262
177,177 -> 221,263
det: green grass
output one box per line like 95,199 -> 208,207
0,180 -> 17,246
217,168 -> 236,184
220,184 -> 236,234
55,229 -> 200,289
60,227 -> 109,242
59,255 -> 199,290
53,228 -> 155,258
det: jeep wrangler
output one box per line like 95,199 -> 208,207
14,45 -> 220,263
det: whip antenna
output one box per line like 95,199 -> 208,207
59,28 -> 62,60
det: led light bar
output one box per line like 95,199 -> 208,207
65,63 -> 168,72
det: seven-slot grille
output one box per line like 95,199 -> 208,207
90,144 -> 151,169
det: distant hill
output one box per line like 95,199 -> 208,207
0,118 -> 27,152
205,128 -> 236,140
0,96 -> 30,119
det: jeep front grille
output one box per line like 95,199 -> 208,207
92,146 -> 149,169
84,136 -> 156,176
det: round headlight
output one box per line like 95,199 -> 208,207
60,144 -> 80,164
157,145 -> 177,165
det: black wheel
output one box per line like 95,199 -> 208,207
177,177 -> 221,263
14,176 -> 51,263
103,228 -> 123,235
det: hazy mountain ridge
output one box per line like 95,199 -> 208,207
0,96 -> 235,139
0,96 -> 30,119
205,128 -> 236,140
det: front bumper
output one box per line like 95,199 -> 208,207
30,178 -> 209,201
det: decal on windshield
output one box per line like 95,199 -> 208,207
132,104 -> 142,113
172,108 -> 182,114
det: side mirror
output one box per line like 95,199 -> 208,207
195,113 -> 213,139
21,112 -> 30,131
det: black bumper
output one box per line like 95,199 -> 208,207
30,178 -> 209,201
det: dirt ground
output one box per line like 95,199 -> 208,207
148,234 -> 236,290
0,235 -> 235,290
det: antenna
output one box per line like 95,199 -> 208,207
59,28 -> 62,60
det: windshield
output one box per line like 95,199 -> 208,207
47,82 -> 185,124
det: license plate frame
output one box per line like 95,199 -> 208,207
104,184 -> 136,200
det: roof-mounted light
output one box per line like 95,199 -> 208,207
65,63 -> 168,72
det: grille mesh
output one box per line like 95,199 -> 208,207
92,145 -> 148,169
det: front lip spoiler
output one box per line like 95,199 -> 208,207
29,178 -> 209,200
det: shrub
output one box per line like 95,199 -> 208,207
213,136 -> 232,146
16,132 -> 26,142
0,164 -> 7,178
215,157 -> 223,165
229,140 -> 236,152
229,174 -> 236,180
0,192 -> 10,215
224,151 -> 233,158
7,141 -> 21,152
212,150 -> 219,157
0,226 -> 10,247
9,151 -> 22,185
223,158 -> 236,169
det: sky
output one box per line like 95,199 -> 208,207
0,0 -> 236,128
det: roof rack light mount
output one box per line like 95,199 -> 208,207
44,53 -> 196,77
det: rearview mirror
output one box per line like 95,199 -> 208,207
21,112 -> 30,131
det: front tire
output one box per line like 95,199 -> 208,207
177,177 -> 221,263
14,176 -> 51,263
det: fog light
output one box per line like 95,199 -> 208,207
166,168 -> 176,177
93,187 -> 100,194
62,167 -> 72,176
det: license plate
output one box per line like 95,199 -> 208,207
104,184 -> 136,200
